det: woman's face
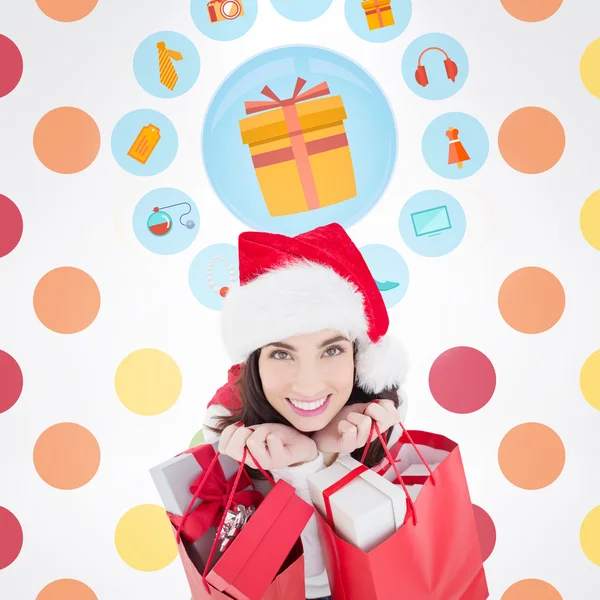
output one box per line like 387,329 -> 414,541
257,329 -> 355,433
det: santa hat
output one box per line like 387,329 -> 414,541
220,222 -> 409,394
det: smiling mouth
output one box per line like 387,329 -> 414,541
286,394 -> 332,416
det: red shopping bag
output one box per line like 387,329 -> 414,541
315,421 -> 489,600
169,443 -> 313,600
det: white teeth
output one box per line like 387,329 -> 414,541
288,396 -> 328,410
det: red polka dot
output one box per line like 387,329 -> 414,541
0,195 -> 23,258
473,504 -> 496,562
0,35 -> 23,98
0,506 -> 23,569
0,350 -> 23,414
429,347 -> 496,413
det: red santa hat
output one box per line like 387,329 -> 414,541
220,222 -> 409,394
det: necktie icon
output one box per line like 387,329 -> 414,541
156,41 -> 183,91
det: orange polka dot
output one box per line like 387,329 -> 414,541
498,423 -> 565,490
501,578 -> 562,600
37,579 -> 98,600
500,0 -> 562,22
34,423 -> 100,490
35,0 -> 98,22
498,267 -> 565,334
498,107 -> 565,174
33,107 -> 100,174
33,267 -> 100,334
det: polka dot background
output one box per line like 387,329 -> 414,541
0,0 -> 599,598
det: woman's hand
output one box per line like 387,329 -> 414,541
218,422 -> 318,470
311,400 -> 399,454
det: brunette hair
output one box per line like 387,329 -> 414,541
205,342 -> 403,479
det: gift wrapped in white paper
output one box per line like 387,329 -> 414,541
149,443 -> 241,516
308,454 -> 408,552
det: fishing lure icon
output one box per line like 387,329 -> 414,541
147,202 -> 195,236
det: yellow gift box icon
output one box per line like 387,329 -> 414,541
362,0 -> 395,30
239,77 -> 357,218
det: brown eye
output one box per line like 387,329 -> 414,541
324,345 -> 344,357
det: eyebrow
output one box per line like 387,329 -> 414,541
268,335 -> 350,352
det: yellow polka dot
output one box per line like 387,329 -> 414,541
114,504 -> 177,571
580,351 -> 600,411
581,39 -> 600,99
115,349 -> 182,416
581,505 -> 600,566
580,190 -> 600,250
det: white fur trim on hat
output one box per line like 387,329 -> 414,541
220,259 -> 368,363
220,259 -> 409,393
354,332 -> 410,394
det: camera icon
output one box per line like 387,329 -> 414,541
207,0 -> 245,22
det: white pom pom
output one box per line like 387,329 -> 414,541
355,333 -> 410,394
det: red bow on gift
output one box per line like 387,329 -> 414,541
244,77 -> 330,115
168,444 -> 264,544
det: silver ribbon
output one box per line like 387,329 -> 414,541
218,504 -> 256,552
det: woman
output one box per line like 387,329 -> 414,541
203,222 -> 409,600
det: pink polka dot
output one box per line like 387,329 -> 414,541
0,195 -> 23,258
0,506 -> 23,569
429,347 -> 496,413
0,35 -> 23,98
473,504 -> 496,562
0,350 -> 23,414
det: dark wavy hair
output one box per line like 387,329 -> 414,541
205,342 -> 403,479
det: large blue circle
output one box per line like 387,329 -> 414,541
202,46 -> 397,235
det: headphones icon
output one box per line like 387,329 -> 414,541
415,47 -> 459,87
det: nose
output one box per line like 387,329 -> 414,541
290,361 -> 327,398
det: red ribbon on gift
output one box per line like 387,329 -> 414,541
168,444 -> 264,544
244,77 -> 331,212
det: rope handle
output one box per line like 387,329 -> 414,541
358,404 -> 438,526
173,426 -> 275,594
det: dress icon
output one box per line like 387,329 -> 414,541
446,126 -> 470,169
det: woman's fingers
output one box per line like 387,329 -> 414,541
338,420 -> 357,453
221,425 -> 254,465
245,426 -> 272,469
265,432 -> 293,468
346,411 -> 373,448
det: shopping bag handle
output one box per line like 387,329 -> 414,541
360,404 -> 437,486
174,434 -> 276,594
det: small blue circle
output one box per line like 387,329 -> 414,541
399,190 -> 466,257
422,112 -> 489,179
133,188 -> 199,255
360,244 -> 409,308
189,244 -> 239,310
111,109 -> 178,176
402,33 -> 469,100
202,45 -> 397,235
191,0 -> 258,41
345,0 -> 412,43
133,31 -> 200,99
271,0 -> 332,21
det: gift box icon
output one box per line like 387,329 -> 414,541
239,77 -> 357,218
